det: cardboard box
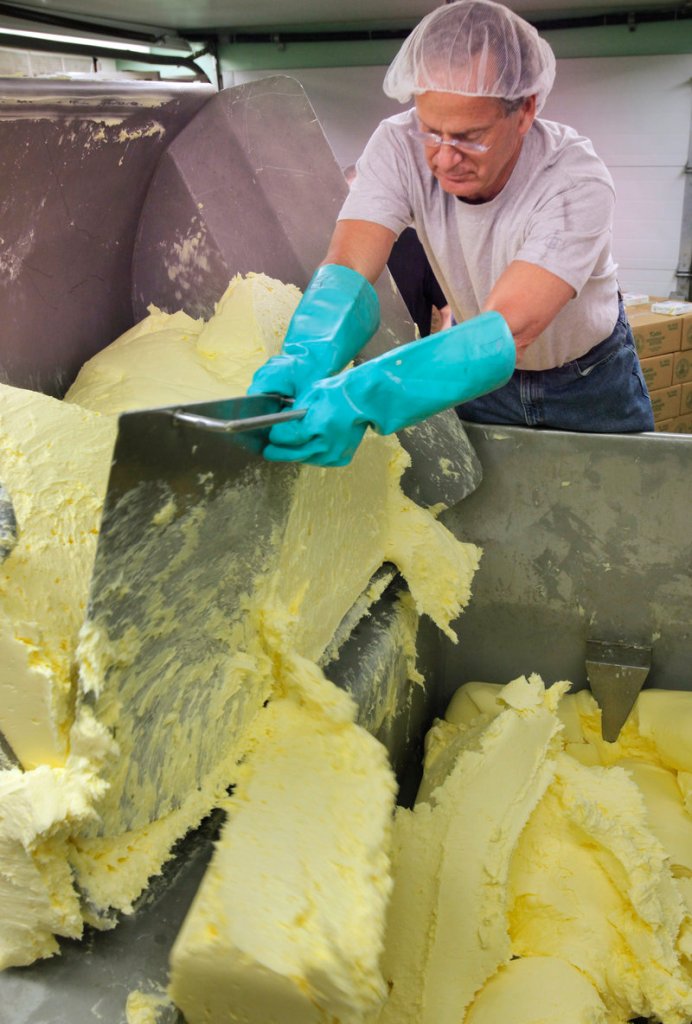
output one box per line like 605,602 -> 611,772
681,313 -> 692,352
628,311 -> 682,359
681,380 -> 692,415
648,385 -> 681,422
672,412 -> 692,433
640,353 -> 674,390
673,350 -> 692,385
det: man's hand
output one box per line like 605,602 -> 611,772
264,379 -> 369,467
247,262 -> 380,399
248,353 -> 304,400
263,311 -> 515,467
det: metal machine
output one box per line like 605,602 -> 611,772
0,75 -> 690,1023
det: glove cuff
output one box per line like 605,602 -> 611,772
334,311 -> 516,435
282,264 -> 380,375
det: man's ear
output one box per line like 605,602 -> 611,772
518,95 -> 537,136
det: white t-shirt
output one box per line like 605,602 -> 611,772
339,109 -> 620,371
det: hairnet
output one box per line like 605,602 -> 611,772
383,0 -> 556,114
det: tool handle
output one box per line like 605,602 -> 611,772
172,406 -> 306,434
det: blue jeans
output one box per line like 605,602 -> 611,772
457,303 -> 654,433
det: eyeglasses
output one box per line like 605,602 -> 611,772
407,128 -> 490,154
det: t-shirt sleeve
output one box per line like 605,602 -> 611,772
515,176 -> 616,296
338,121 -> 414,236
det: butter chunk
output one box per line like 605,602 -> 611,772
508,753 -> 692,1023
553,687 -> 692,774
0,384 -> 116,768
0,763 -> 99,968
637,690 -> 692,774
465,956 -> 609,1024
169,660 -> 396,1024
125,985 -> 173,1024
65,273 -> 300,413
375,675 -> 563,1024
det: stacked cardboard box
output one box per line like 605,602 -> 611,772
628,301 -> 692,432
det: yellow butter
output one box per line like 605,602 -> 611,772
0,271 -> 482,971
375,676 -> 564,1024
169,660 -> 396,1024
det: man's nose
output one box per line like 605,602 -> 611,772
435,143 -> 464,172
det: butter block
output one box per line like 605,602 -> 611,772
375,676 -> 564,1024
169,661 -> 396,1024
0,762 -> 100,968
0,385 -> 116,768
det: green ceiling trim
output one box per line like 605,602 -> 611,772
216,19 -> 690,70
218,38 -> 400,70
543,19 -> 692,57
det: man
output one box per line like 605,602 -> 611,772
249,0 -> 653,467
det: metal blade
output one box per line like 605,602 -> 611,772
79,396 -> 302,835
585,639 -> 652,742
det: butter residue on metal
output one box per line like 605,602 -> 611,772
125,984 -> 173,1024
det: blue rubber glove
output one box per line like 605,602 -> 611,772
247,263 -> 380,399
263,311 -> 515,467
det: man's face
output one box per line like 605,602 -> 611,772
414,92 -> 535,203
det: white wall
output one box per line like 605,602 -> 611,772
226,54 -> 692,297
542,56 -> 691,298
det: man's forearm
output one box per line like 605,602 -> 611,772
322,219 -> 397,285
483,260 -> 575,353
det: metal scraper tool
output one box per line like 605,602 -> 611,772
585,639 -> 652,742
173,401 -> 304,434
173,398 -> 484,508
80,393 -> 309,833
